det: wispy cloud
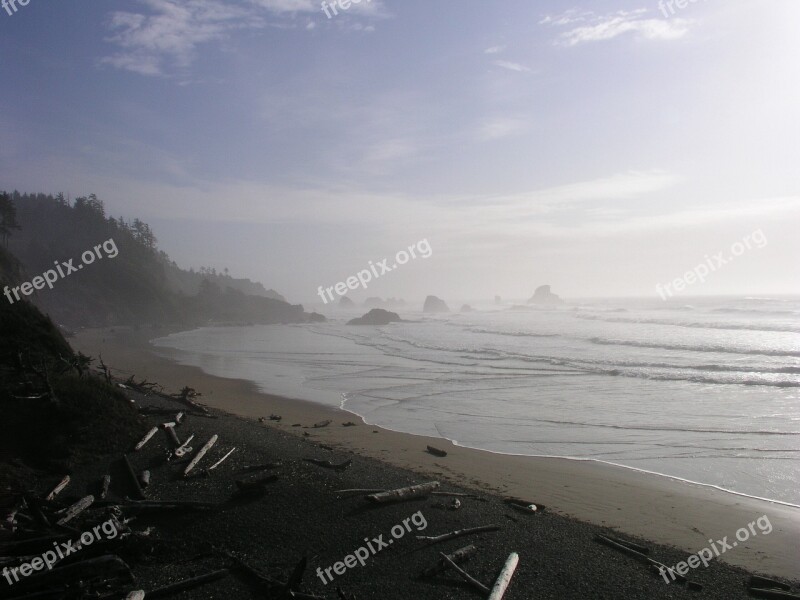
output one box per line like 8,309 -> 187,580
484,45 -> 506,54
101,0 -> 386,76
478,117 -> 529,140
541,8 -> 691,46
493,60 -> 531,73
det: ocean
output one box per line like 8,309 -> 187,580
152,296 -> 800,505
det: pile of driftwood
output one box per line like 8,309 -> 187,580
0,476 -> 135,599
0,369 -> 293,600
334,481 -> 533,599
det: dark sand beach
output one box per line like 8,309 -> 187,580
52,326 -> 799,599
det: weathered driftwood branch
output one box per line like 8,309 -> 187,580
421,545 -> 477,577
56,495 -> 94,526
488,552 -> 519,600
147,568 -> 230,598
122,454 -> 146,500
125,591 -> 146,600
183,435 -> 218,477
122,500 -> 216,513
304,458 -> 352,471
594,534 -> 685,583
134,426 -> 159,451
240,463 -> 281,473
234,474 -> 278,494
208,448 -> 236,471
169,386 -> 210,416
100,475 -> 111,500
416,524 -> 500,545
45,476 -> 70,501
749,576 -> 791,591
748,589 -> 800,600
13,554 -> 133,591
366,481 -> 439,504
438,551 -> 489,594
601,535 -> 648,555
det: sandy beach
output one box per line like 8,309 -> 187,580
73,326 -> 800,581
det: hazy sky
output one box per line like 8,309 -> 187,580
2,0 -> 798,305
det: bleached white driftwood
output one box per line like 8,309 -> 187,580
134,426 -> 159,451
139,470 -> 151,488
416,524 -> 500,544
208,447 -> 236,471
46,476 -> 70,501
125,591 -> 145,600
366,481 -> 439,504
56,495 -> 94,526
183,435 -> 218,477
488,552 -> 519,600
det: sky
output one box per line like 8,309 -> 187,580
1,0 -> 799,306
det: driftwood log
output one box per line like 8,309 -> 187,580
183,435 -> 218,477
366,481 -> 439,504
421,544 -> 477,577
134,426 -> 159,451
426,445 -> 447,457
45,476 -> 70,501
488,552 -> 519,600
55,495 -> 94,526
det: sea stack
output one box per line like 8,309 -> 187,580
527,285 -> 564,305
347,308 -> 402,326
423,295 -> 450,313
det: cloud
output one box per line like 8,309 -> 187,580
484,45 -> 506,54
478,117 -> 529,140
541,8 -> 692,46
101,0 -> 386,76
493,60 -> 531,73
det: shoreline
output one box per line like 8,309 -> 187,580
344,403 -> 800,511
72,325 -> 800,580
